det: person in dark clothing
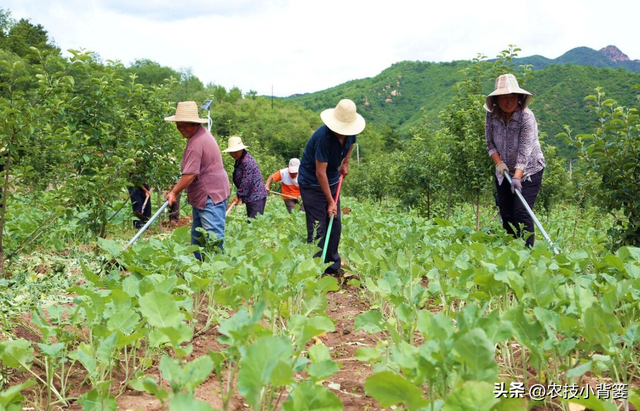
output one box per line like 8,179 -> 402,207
128,183 -> 151,229
298,99 -> 365,275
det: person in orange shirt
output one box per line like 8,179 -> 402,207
265,158 -> 304,212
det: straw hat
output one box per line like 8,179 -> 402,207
164,101 -> 208,123
288,158 -> 300,173
222,136 -> 249,153
320,99 -> 366,135
484,74 -> 533,113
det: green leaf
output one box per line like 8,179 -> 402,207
442,381 -> 499,411
560,395 -> 618,411
77,389 -> 118,411
169,392 -> 217,411
0,339 -> 34,369
107,308 -> 141,335
180,356 -> 215,392
36,342 -> 66,358
237,336 -> 293,409
139,290 -> 184,328
628,387 -> 640,409
452,328 -> 498,381
355,347 -> 382,363
354,310 -> 384,334
97,237 -> 123,257
364,371 -> 429,410
307,345 -> 340,382
282,381 -> 342,411
566,361 -> 592,380
0,380 -> 36,408
96,332 -> 119,363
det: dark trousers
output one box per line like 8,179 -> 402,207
283,199 -> 304,213
496,169 -> 543,247
300,184 -> 341,274
129,186 -> 151,228
245,197 -> 267,219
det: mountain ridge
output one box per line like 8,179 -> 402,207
508,45 -> 640,72
284,46 -> 640,157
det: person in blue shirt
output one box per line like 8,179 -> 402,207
298,99 -> 365,276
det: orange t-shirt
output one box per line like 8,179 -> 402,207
270,169 -> 300,198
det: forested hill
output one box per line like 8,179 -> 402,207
509,45 -> 640,73
285,47 -> 640,156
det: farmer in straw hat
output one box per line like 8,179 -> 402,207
223,136 -> 268,219
264,158 -> 304,213
164,101 -> 230,259
485,73 -> 545,247
298,99 -> 365,276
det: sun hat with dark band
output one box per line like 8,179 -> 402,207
222,136 -> 249,153
320,99 -> 366,135
164,101 -> 208,123
484,74 -> 533,113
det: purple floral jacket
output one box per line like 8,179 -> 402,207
232,151 -> 268,203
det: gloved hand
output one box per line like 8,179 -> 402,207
495,162 -> 509,185
510,177 -> 522,194
495,161 -> 509,178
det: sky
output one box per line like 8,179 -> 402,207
3,0 -> 639,97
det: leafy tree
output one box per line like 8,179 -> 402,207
439,53 -> 495,229
0,8 -> 15,36
393,132 -> 445,219
347,158 -> 395,206
0,47 -> 75,275
535,136 -> 570,220
123,58 -> 180,87
171,67 -> 204,102
566,86 -> 640,247
1,18 -> 60,63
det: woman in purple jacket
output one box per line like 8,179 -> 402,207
485,74 -> 545,247
223,136 -> 268,218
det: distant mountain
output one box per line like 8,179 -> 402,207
509,45 -> 640,73
285,46 -> 640,157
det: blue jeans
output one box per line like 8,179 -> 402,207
192,197 -> 226,260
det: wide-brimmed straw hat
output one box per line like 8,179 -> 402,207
222,136 -> 249,153
320,99 -> 366,135
484,74 -> 533,113
164,101 -> 208,123
288,158 -> 300,173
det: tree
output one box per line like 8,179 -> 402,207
171,67 -> 204,102
566,86 -> 640,247
124,58 -> 180,87
0,47 -> 75,275
439,53 -> 495,229
2,18 -> 60,63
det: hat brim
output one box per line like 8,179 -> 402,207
320,109 -> 366,135
288,166 -> 299,173
164,115 -> 208,124
222,144 -> 249,153
484,93 -> 533,113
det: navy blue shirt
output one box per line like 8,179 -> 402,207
298,125 -> 356,186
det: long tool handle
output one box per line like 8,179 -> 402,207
503,171 -> 559,254
268,189 -> 298,200
321,175 -> 344,262
124,200 -> 170,251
